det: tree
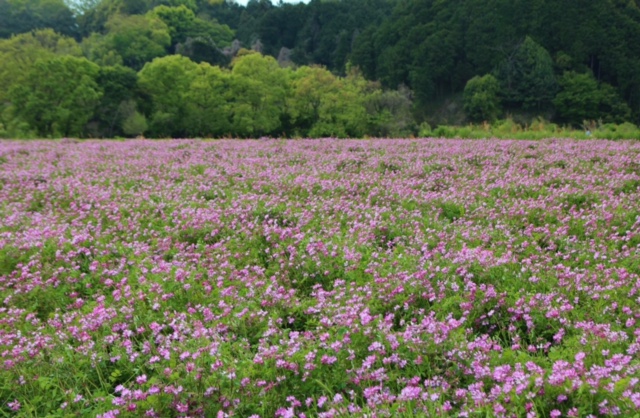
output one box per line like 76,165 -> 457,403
287,65 -> 369,138
463,74 -> 501,122
149,5 -> 234,53
228,52 -> 288,137
0,0 -> 78,39
8,56 -> 102,137
494,36 -> 558,110
554,71 -> 631,126
183,63 -> 232,137
287,65 -> 338,135
149,5 -> 197,46
151,0 -> 198,11
0,30 -> 82,128
175,36 -> 230,66
99,14 -> 171,70
0,29 -> 81,87
137,54 -> 198,137
92,65 -> 139,137
364,86 -> 415,137
121,103 -> 148,137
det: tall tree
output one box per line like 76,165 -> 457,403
0,30 -> 82,127
494,36 -> 557,110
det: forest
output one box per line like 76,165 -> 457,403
1,0 -> 640,138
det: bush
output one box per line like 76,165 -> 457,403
122,111 -> 148,137
463,74 -> 501,122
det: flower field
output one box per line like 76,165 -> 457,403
1,138 -> 640,417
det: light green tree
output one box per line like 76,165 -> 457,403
288,65 -> 369,138
8,56 -> 102,137
0,29 -> 81,104
137,54 -> 198,137
228,52 -> 288,137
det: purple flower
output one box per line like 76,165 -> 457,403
8,400 -> 20,411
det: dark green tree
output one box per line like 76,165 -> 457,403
494,36 -> 557,110
91,65 -> 139,137
0,0 -> 78,39
554,71 -> 631,126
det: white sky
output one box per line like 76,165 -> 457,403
231,0 -> 310,6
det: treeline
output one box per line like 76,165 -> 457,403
1,0 -> 640,138
0,30 -> 413,138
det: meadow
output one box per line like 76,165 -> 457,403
1,138 -> 640,417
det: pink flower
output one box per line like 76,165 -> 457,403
399,386 -> 422,401
8,400 -> 20,411
321,355 -> 337,365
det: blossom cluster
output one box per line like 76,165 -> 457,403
1,138 -> 639,416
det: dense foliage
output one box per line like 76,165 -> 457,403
1,139 -> 640,416
1,0 -> 640,136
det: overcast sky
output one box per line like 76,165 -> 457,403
231,0 -> 310,6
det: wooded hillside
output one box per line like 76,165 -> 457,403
1,0 -> 639,137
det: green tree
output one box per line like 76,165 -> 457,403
554,71 -> 631,126
228,52 -> 288,137
0,30 -> 82,134
82,32 -> 124,67
183,63 -> 232,137
0,29 -> 81,100
96,14 -> 171,70
149,5 -> 197,45
91,65 -> 139,137
287,65 -> 338,135
463,74 -> 502,122
287,65 -> 369,138
494,36 -> 558,110
121,103 -> 148,137
364,86 -> 415,137
0,0 -> 78,39
137,54 -> 198,137
8,56 -> 102,137
151,0 -> 197,11
149,5 -> 234,53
